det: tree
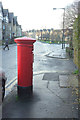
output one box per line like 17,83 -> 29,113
64,0 -> 79,29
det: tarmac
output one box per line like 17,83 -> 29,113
1,45 -> 80,119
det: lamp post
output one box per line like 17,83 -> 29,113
53,8 -> 65,49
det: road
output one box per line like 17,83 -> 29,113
2,44 -> 17,84
34,41 -> 75,73
1,41 -> 76,85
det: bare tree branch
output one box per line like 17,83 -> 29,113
63,0 -> 79,29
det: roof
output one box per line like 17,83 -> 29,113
16,21 -> 19,26
18,25 -> 22,29
3,9 -> 9,17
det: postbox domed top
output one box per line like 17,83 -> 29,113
14,37 -> 36,44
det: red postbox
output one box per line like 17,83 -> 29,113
14,37 -> 36,97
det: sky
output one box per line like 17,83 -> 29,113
1,0 -> 74,31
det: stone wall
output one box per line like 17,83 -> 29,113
73,2 -> 80,70
78,2 -> 80,70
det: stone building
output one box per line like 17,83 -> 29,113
8,14 -> 22,40
2,9 -> 9,40
0,2 -> 3,41
16,24 -> 22,37
0,2 -> 22,43
12,16 -> 17,37
8,12 -> 14,40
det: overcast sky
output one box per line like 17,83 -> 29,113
1,0 -> 74,31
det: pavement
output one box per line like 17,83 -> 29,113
1,44 -> 80,119
45,47 -> 68,59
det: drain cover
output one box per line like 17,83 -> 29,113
42,73 -> 59,81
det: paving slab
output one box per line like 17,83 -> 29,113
42,73 -> 59,81
0,105 -> 2,120
2,74 -> 79,119
59,74 -> 78,88
46,50 -> 68,59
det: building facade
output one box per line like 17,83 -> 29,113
0,2 -> 3,41
16,24 -> 22,37
0,2 -> 22,43
8,12 -> 14,39
3,9 -> 9,40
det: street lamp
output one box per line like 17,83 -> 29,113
53,8 -> 65,49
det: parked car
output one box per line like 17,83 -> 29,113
0,67 -> 7,101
